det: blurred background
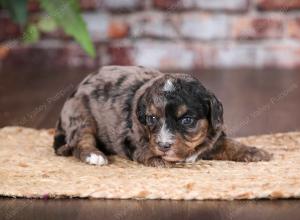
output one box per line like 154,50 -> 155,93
0,0 -> 299,137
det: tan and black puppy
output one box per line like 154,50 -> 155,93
53,66 -> 272,167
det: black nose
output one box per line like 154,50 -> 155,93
158,142 -> 171,152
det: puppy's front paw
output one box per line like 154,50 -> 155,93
82,151 -> 108,166
146,157 -> 173,168
235,147 -> 272,162
55,144 -> 73,156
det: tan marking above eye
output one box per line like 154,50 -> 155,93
176,105 -> 188,118
147,102 -> 165,117
147,104 -> 159,116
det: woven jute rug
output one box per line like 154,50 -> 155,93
0,127 -> 299,200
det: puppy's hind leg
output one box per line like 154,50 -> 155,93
72,125 -> 108,166
207,136 -> 272,162
62,97 -> 108,166
53,117 -> 73,156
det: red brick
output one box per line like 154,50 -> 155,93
232,17 -> 284,39
105,44 -> 133,65
107,21 -> 129,39
287,17 -> 300,39
0,17 -> 21,41
257,0 -> 300,11
79,0 -> 102,10
153,0 -> 182,10
27,0 -> 40,12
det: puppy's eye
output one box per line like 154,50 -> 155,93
146,115 -> 158,126
180,117 -> 195,126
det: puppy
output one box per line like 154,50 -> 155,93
53,66 -> 272,167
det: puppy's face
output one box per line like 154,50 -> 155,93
137,75 -> 223,162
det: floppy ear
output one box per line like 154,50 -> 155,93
207,93 -> 223,131
136,95 -> 147,125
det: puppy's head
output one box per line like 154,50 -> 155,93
136,74 -> 223,162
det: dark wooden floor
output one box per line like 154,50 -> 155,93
1,199 -> 300,220
0,67 -> 300,220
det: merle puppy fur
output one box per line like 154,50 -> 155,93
53,66 -> 272,167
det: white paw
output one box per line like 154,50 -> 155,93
85,153 -> 108,166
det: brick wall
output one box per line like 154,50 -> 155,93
1,0 -> 300,71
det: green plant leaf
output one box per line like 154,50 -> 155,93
38,0 -> 96,57
1,0 -> 28,26
37,16 -> 57,33
23,24 -> 40,43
